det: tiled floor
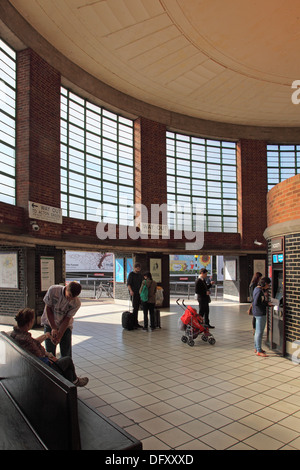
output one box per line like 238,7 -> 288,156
3,298 -> 300,450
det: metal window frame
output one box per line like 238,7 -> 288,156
166,132 -> 237,233
267,144 -> 300,191
0,38 -> 17,205
60,87 -> 134,224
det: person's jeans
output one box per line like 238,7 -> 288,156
131,293 -> 141,326
254,315 -> 267,352
51,356 -> 77,382
44,325 -> 72,357
142,302 -> 155,329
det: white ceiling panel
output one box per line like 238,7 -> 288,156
9,0 -> 300,126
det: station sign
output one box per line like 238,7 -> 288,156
28,201 -> 62,224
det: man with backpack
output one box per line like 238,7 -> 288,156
139,272 -> 157,331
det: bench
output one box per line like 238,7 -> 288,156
0,331 -> 142,450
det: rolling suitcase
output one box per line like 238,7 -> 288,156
122,310 -> 135,330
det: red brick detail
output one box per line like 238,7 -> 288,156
134,117 -> 167,211
16,49 -> 61,211
267,174 -> 300,226
237,139 -> 268,250
0,202 -> 25,229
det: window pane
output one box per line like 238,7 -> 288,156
0,39 -> 16,205
267,144 -> 300,190
167,132 -> 237,232
60,87 -> 134,223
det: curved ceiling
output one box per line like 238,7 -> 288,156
8,0 -> 300,127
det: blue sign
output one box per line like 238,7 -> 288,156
273,253 -> 283,264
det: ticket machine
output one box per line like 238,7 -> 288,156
268,237 -> 285,355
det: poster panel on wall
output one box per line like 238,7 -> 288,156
0,252 -> 18,289
115,258 -> 124,283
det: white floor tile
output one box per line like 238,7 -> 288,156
3,297 -> 300,451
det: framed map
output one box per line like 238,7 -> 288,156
0,252 -> 18,289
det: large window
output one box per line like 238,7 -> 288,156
60,87 -> 134,223
0,38 -> 16,205
167,132 -> 237,232
267,144 -> 300,191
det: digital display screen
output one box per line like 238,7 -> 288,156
273,253 -> 283,263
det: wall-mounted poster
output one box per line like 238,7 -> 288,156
115,258 -> 124,283
0,252 -> 18,289
150,258 -> 162,283
224,259 -> 236,281
126,258 -> 133,279
40,256 -> 55,291
65,251 -> 113,273
254,259 -> 266,276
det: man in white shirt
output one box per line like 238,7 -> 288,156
41,281 -> 81,357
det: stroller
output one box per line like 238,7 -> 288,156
177,299 -> 216,346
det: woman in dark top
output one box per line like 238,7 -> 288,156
249,272 -> 263,301
252,277 -> 272,357
11,308 -> 88,386
248,272 -> 262,333
139,272 -> 157,331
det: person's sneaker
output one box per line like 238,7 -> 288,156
142,327 -> 148,331
74,377 -> 89,387
256,351 -> 268,357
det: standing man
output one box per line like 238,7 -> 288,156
41,281 -> 82,357
127,262 -> 143,329
195,268 -> 215,328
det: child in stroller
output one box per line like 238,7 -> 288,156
177,299 -> 216,346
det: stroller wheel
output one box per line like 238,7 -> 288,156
201,335 -> 208,342
208,337 -> 216,345
181,336 -> 188,343
188,339 -> 194,347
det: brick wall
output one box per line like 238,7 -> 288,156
0,201 -> 25,231
134,117 -> 167,209
267,174 -> 300,227
16,48 -> 61,240
285,234 -> 300,346
237,139 -> 268,250
266,176 -> 300,356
